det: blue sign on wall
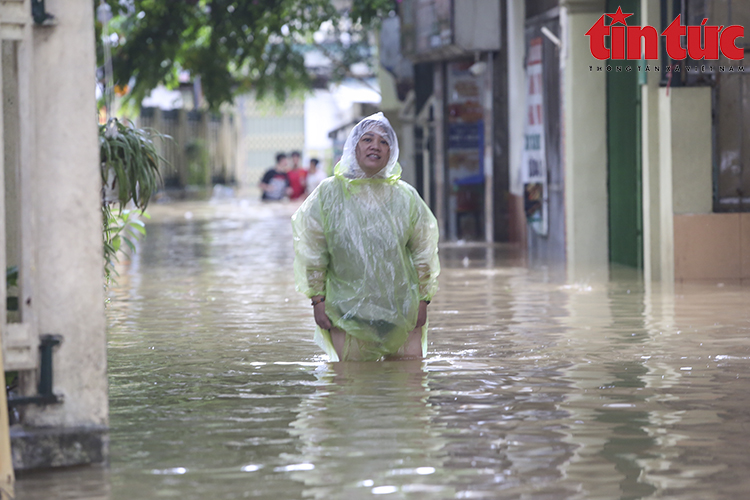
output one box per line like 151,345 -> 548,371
448,122 -> 482,150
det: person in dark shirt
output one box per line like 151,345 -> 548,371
260,153 -> 292,201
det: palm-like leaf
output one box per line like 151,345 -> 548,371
100,118 -> 168,210
100,118 -> 166,285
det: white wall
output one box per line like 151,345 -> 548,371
561,1 -> 609,280
656,86 -> 713,284
25,0 -> 108,428
304,89 -> 340,169
641,0 -> 662,282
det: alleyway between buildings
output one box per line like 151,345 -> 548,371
17,198 -> 750,499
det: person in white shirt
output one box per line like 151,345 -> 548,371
305,158 -> 328,194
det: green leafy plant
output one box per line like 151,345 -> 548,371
102,206 -> 150,282
99,118 -> 167,283
100,118 -> 164,208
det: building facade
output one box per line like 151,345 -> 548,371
392,0 -> 750,283
393,0 -> 509,243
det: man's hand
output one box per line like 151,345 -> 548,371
415,300 -> 429,329
312,296 -> 332,330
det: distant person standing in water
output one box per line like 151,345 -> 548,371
259,153 -> 292,201
287,150 -> 307,201
292,113 -> 440,362
305,158 -> 327,194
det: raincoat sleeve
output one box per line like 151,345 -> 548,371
407,189 -> 440,302
292,189 -> 329,298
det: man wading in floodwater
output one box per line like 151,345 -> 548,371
291,112 -> 440,362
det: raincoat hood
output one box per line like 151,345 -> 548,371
335,112 -> 401,182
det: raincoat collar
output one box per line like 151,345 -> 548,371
334,160 -> 402,183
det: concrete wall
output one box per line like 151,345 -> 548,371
657,88 -> 676,284
1,0 -> 108,469
640,0 -> 662,282
668,87 -> 748,282
669,88 -> 713,215
26,0 -> 107,430
561,0 -> 609,280
657,87 -> 721,284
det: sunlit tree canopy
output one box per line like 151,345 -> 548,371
97,0 -> 396,109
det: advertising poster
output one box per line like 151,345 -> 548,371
522,37 -> 548,236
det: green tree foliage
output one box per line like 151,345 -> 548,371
349,0 -> 394,25
98,0 -> 397,109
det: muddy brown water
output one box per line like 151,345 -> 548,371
17,199 -> 750,499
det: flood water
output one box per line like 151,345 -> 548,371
17,198 -> 750,499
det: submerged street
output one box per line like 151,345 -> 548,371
17,198 -> 750,499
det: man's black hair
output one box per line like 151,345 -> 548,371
310,158 -> 319,166
291,150 -> 301,157
276,152 -> 287,164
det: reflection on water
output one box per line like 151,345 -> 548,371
16,199 -> 750,499
287,361 -> 446,499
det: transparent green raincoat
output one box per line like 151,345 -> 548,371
292,113 -> 440,361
